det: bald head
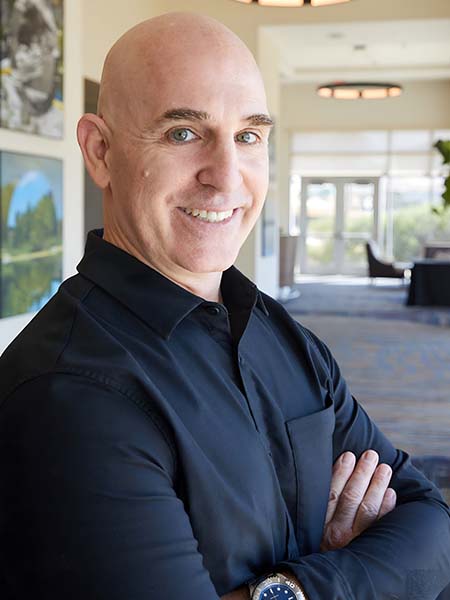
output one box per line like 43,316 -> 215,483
98,12 -> 263,124
77,11 -> 271,296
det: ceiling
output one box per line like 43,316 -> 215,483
264,19 -> 450,84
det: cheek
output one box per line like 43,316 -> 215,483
247,162 -> 269,209
245,149 -> 269,186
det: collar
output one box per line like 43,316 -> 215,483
77,229 -> 268,339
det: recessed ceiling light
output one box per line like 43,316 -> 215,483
233,0 -> 352,7
317,81 -> 403,100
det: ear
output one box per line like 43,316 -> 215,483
77,113 -> 111,189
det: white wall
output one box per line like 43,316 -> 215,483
82,0 -> 161,82
0,0 -> 84,352
281,80 -> 450,132
278,80 -> 450,232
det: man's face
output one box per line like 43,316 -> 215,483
103,47 -> 272,277
14,41 -> 43,80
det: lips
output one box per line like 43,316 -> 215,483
180,207 -> 236,223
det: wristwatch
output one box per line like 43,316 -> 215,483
248,572 -> 307,600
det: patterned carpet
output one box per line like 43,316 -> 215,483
285,277 -> 450,327
283,279 -> 450,460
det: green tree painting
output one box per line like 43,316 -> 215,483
0,152 -> 63,318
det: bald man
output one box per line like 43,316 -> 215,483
0,12 -> 449,600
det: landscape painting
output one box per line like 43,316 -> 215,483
0,151 -> 63,318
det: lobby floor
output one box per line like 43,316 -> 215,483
284,277 -> 450,458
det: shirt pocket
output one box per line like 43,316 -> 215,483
285,398 -> 335,555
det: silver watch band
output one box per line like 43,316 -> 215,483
248,572 -> 307,600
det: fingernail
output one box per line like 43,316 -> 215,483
386,488 -> 397,503
363,450 -> 378,463
342,452 -> 354,465
378,464 -> 392,478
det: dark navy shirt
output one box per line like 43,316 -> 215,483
0,229 -> 449,600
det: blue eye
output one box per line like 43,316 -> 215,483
169,128 -> 197,143
236,131 -> 259,144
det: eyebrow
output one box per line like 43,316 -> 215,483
156,108 -> 274,128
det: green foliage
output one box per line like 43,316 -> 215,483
433,140 -> 450,213
434,140 -> 450,164
3,192 -> 60,254
306,212 -> 373,268
1,183 -> 14,240
1,183 -> 62,318
305,205 -> 450,267
1,253 -> 62,318
392,204 -> 450,261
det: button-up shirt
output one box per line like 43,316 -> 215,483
0,229 -> 449,599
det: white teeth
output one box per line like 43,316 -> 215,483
182,208 -> 234,223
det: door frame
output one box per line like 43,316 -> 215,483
298,176 -> 380,275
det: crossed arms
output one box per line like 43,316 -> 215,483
222,448 -> 398,600
0,372 -> 449,599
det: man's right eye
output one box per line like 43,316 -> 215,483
168,128 -> 197,143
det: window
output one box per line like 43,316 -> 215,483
290,129 -> 450,265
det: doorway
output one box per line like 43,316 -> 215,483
298,177 -> 379,276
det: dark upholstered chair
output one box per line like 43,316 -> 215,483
411,455 -> 450,599
366,240 -> 412,281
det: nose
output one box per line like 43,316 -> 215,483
197,138 -> 243,193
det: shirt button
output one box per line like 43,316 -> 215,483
206,306 -> 221,316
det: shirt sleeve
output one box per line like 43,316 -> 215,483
0,373 -> 221,600
274,325 -> 450,599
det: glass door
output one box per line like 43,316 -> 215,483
298,177 -> 379,275
299,181 -> 337,274
341,180 -> 378,274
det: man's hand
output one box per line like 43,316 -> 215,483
320,449 -> 397,552
220,449 -> 397,599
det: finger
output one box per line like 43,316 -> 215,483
324,451 -> 356,526
353,463 -> 392,534
378,487 -> 397,519
331,449 -> 379,532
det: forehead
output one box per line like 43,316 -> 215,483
131,49 -> 268,125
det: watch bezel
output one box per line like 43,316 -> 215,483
251,572 -> 306,600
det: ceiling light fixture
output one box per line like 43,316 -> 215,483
317,81 -> 403,100
233,0 -> 352,7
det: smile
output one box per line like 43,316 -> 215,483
181,207 -> 235,223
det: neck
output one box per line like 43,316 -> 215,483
102,228 -> 223,303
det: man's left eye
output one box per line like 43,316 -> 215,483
169,128 -> 197,142
236,131 -> 259,144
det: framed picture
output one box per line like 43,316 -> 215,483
0,0 -> 64,138
0,151 -> 63,318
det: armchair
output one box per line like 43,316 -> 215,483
366,240 -> 411,282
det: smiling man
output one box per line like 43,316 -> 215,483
0,12 -> 449,600
80,14 -> 274,302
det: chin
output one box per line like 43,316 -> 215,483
180,251 -> 237,274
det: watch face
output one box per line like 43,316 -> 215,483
257,583 -> 298,600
